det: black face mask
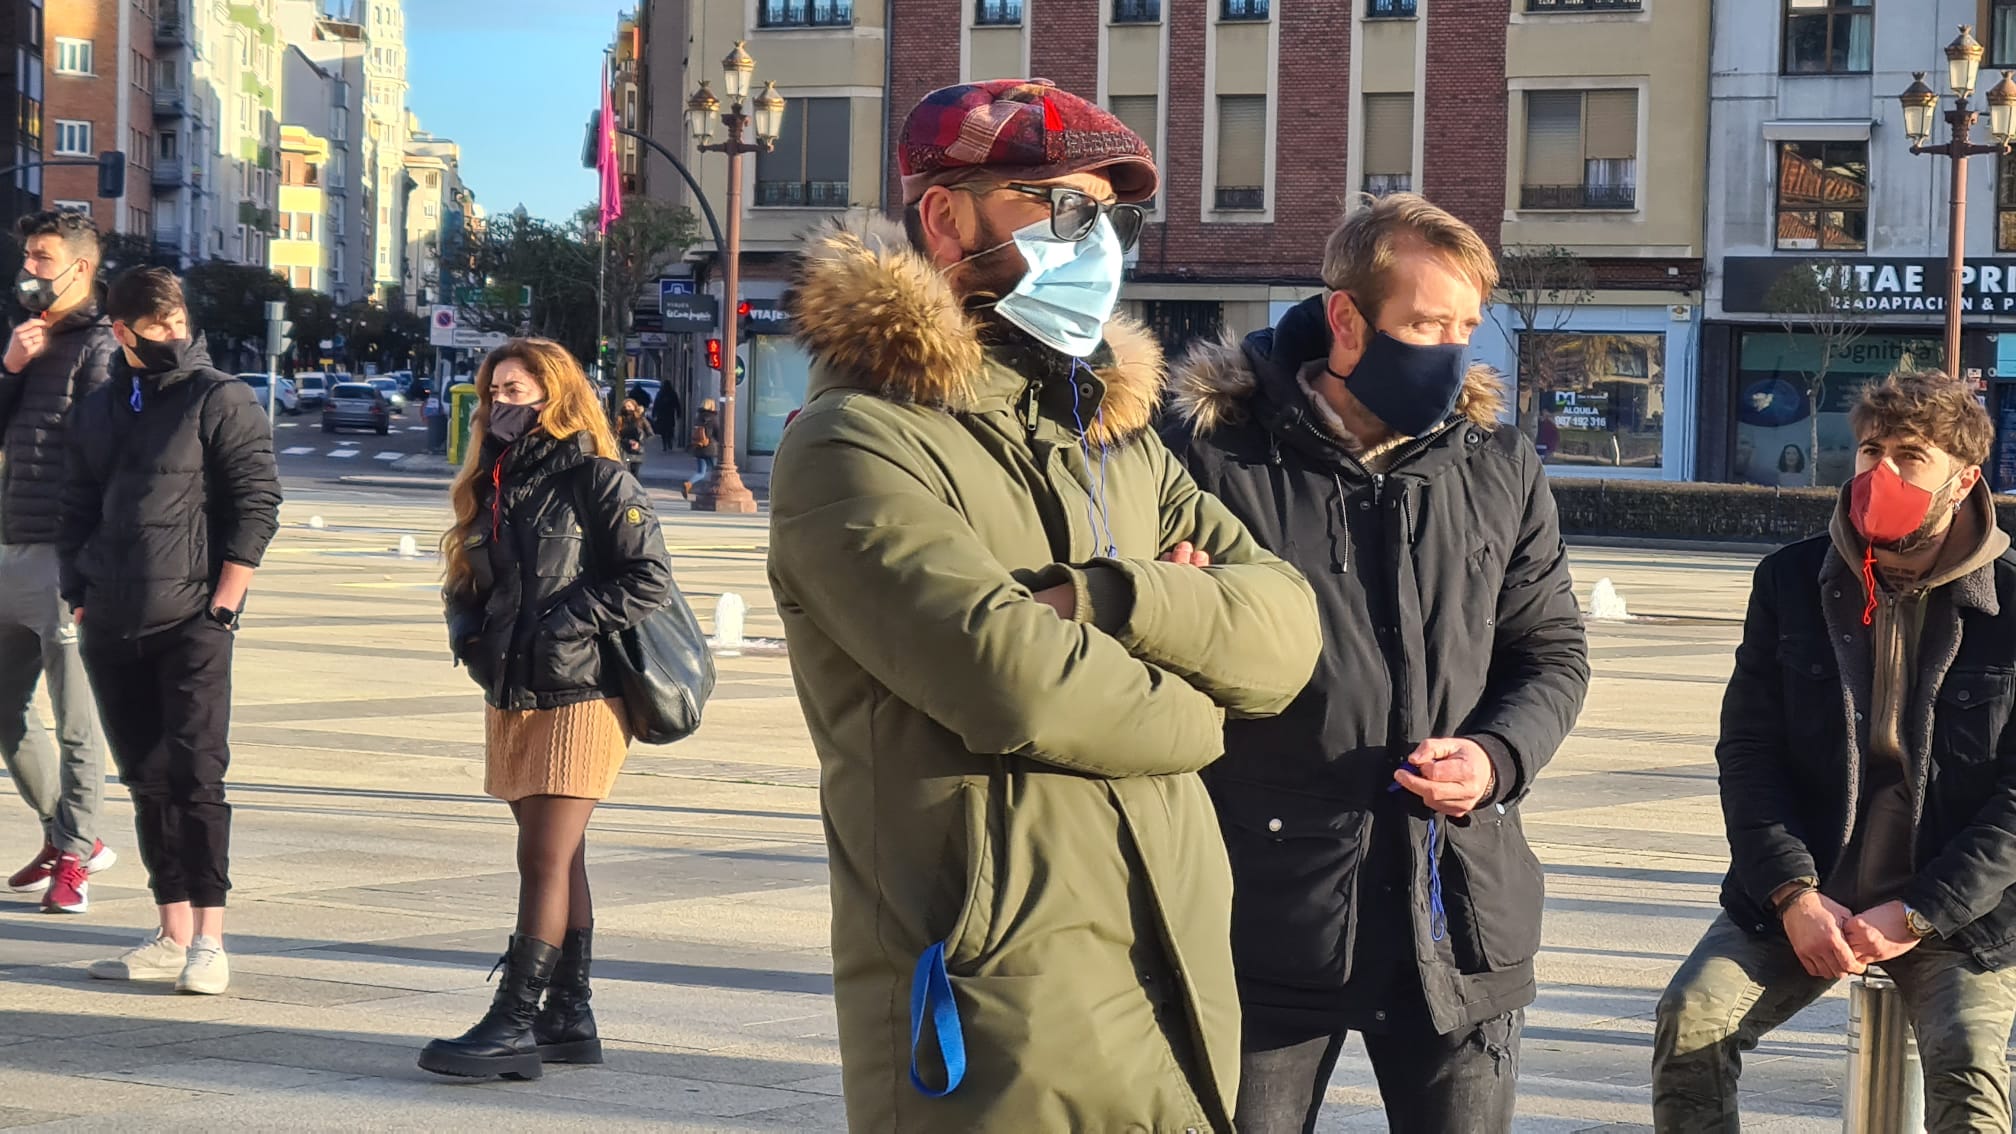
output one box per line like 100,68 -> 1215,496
128,336 -> 189,375
488,402 -> 544,445
1332,331 -> 1470,438
15,265 -> 74,315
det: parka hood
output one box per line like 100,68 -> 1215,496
1166,294 -> 1506,446
783,214 -> 1164,448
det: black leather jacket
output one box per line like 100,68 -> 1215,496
448,431 -> 674,711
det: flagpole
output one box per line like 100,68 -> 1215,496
597,51 -> 614,421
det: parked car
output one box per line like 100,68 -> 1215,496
295,372 -> 335,409
235,372 -> 300,414
322,382 -> 392,435
367,376 -> 409,412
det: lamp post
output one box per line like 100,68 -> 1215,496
684,43 -> 786,514
1899,26 -> 2016,377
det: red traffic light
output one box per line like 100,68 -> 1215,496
706,338 -> 723,370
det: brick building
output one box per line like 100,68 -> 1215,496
43,0 -> 153,236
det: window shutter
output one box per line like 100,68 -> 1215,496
1523,91 -> 1583,185
804,98 -> 851,183
1362,93 -> 1413,176
1216,96 -> 1267,187
1583,90 -> 1637,160
1110,95 -> 1158,154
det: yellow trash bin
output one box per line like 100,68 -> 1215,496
447,383 -> 480,467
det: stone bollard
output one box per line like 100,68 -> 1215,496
1843,970 -> 1925,1133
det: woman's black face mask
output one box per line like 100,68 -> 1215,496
488,402 -> 544,445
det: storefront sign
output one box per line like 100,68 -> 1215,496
1724,256 -> 2016,318
659,293 -> 719,334
741,298 -> 792,335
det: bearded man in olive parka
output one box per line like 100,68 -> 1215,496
767,80 -> 1322,1133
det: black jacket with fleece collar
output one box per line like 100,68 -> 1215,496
1161,295 -> 1590,1035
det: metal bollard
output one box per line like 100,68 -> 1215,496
1843,970 -> 1925,1133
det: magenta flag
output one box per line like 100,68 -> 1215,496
598,61 -> 623,234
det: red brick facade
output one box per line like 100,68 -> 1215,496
43,0 -> 152,234
884,0 -> 967,212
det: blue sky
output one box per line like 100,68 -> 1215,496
403,0 -> 614,224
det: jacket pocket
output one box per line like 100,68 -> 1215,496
1441,803 -> 1545,973
533,514 -> 585,578
1932,668 -> 2015,766
941,779 -> 997,972
1215,786 -> 1370,990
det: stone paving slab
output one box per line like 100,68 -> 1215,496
0,499 -> 1951,1130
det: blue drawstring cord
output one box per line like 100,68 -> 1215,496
1067,359 -> 1117,558
129,376 -> 143,413
1388,778 -> 1448,943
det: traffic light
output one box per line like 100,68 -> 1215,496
705,338 -> 723,371
264,301 -> 293,361
737,299 -> 752,339
96,151 -> 126,200
581,110 -> 601,170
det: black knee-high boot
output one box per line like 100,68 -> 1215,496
535,924 -> 602,1064
419,935 -> 561,1081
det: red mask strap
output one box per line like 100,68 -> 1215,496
1861,543 -> 1878,627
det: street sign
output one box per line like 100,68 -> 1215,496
659,277 -> 695,302
428,306 -> 458,348
660,293 -> 718,333
456,284 -> 532,307
639,332 -> 670,347
631,307 -> 665,334
735,356 -> 746,383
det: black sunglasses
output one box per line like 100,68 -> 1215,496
990,182 -> 1147,252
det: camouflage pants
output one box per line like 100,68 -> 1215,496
1651,913 -> 2016,1133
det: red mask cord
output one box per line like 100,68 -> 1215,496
1861,544 -> 1878,627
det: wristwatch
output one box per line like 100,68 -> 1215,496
206,605 -> 240,630
1904,905 -> 1938,940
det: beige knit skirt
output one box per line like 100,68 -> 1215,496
483,698 -> 632,801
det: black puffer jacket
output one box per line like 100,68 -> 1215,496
59,337 -> 282,638
1162,296 -> 1589,1036
1719,530 -> 2016,964
0,301 -> 119,545
447,431 -> 674,712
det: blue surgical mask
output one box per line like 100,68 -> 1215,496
985,216 -> 1124,359
1333,331 -> 1470,438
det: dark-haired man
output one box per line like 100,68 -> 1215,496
0,209 -> 117,913
1654,370 -> 2016,1130
61,267 -> 280,995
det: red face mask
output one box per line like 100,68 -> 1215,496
1848,462 -> 1937,546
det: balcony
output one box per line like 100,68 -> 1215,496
151,157 -> 188,187
755,180 -> 851,208
1215,186 -> 1265,210
757,0 -> 853,27
1113,0 -> 1160,22
1525,0 -> 1640,10
1367,0 -> 1415,16
153,88 -> 189,119
156,6 -> 191,47
1221,0 -> 1267,20
1519,183 -> 1637,209
153,224 -> 183,253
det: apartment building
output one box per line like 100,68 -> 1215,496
270,123 -> 328,290
1702,0 -> 2016,488
43,0 -> 152,235
361,0 -> 409,298
401,124 -> 466,308
278,6 -> 367,304
1,0 -> 46,222
149,0 -> 283,269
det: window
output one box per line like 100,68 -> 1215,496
975,0 -> 1021,24
1215,96 -> 1267,210
1774,140 -> 1867,250
1108,95 -> 1158,204
159,132 -> 177,160
289,266 -> 313,289
52,199 -> 91,217
54,38 -> 91,75
758,0 -> 854,27
1782,0 -> 1871,75
1362,93 -> 1413,196
131,50 -> 150,91
1143,301 -> 1223,358
1733,332 -> 1944,487
1113,0 -> 1160,22
1367,0 -> 1415,15
128,128 -> 149,169
1996,0 -> 2016,67
1222,0 -> 1267,18
755,98 -> 851,208
1518,332 -> 1666,469
53,119 -> 91,156
1520,89 -> 1637,209
1999,155 -> 2016,251
1526,0 -> 1641,9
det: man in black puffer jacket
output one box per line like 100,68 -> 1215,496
59,267 -> 281,997
1162,194 -> 1589,1133
0,209 -> 118,913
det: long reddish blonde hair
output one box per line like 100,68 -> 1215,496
441,337 -> 620,595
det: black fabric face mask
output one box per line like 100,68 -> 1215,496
15,265 -> 72,315
129,336 -> 189,375
1332,331 -> 1470,438
488,402 -> 544,445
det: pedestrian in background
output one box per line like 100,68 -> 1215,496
770,79 -> 1321,1131
0,210 -> 119,914
422,337 -> 674,1082
1163,194 -> 1590,1133
1654,370 -> 2016,1130
682,397 -> 719,499
617,397 -> 653,479
650,381 -> 681,452
60,267 -> 281,994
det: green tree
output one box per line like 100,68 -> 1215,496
1764,261 -> 1872,486
286,288 -> 338,369
573,194 -> 702,379
1491,245 -> 1596,441
183,261 -> 289,366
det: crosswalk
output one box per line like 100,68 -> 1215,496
275,422 -> 429,433
279,446 -> 407,461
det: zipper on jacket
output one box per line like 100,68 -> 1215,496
1021,381 -> 1042,438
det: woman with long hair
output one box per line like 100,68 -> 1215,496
617,397 -> 653,479
420,338 -> 674,1082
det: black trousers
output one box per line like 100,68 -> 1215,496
1235,1010 -> 1522,1134
81,614 -> 235,907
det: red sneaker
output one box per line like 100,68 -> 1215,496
82,840 -> 117,875
8,842 -> 57,893
43,853 -> 88,914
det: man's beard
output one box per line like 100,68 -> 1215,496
1882,481 -> 1963,556
949,217 -> 1027,305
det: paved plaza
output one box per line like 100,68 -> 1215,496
0,484 -> 1908,1131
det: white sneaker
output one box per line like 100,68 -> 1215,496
176,935 -> 230,995
88,929 -> 188,981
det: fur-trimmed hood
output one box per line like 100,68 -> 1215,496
783,215 -> 1164,447
1166,295 -> 1506,449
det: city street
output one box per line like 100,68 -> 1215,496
0,475 -> 1882,1132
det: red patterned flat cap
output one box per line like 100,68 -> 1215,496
898,78 -> 1159,206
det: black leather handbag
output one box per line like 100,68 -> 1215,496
571,468 -> 715,744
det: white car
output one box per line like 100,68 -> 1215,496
367,376 -> 409,412
294,372 -> 335,409
235,372 -> 300,414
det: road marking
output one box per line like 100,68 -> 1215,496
406,426 -> 427,432
329,449 -> 360,459
279,422 -> 300,428
375,452 -> 401,461
282,446 -> 315,456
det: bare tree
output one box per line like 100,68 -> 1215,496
1491,245 -> 1595,440
1763,260 -> 1871,485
